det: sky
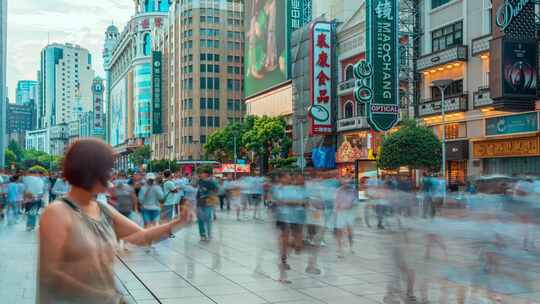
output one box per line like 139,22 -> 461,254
6,0 -> 135,101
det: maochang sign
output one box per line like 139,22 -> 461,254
353,0 -> 400,132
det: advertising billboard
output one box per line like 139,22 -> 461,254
486,112 -> 538,136
152,51 -> 163,134
501,40 -> 537,99
245,0 -> 312,98
111,78 -> 127,147
310,22 -> 333,134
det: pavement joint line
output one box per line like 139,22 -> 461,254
116,253 -> 164,304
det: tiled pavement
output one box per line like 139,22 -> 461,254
2,210 -> 540,304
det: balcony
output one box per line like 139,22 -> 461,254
473,86 -> 493,108
417,45 -> 468,71
338,79 -> 356,95
471,34 -> 491,56
337,116 -> 369,132
417,93 -> 469,118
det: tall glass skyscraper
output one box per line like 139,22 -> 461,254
16,80 -> 38,105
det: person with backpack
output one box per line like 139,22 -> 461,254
195,166 -> 219,242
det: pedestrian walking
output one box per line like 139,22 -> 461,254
5,175 -> 22,225
23,170 -> 46,231
138,173 -> 164,228
195,166 -> 219,242
162,170 -> 180,236
37,138 -> 192,304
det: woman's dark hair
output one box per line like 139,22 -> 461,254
63,139 -> 115,191
164,169 -> 172,178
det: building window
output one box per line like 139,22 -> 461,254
431,79 -> 463,99
143,33 -> 152,56
432,0 -> 451,9
200,116 -> 206,127
145,0 -> 155,12
345,65 -> 354,81
432,21 -> 462,52
344,101 -> 354,119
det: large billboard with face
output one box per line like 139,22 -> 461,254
245,0 -> 288,98
111,77 -> 127,147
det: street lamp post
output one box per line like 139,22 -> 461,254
167,145 -> 173,171
233,133 -> 238,180
295,115 -> 307,175
432,79 -> 453,191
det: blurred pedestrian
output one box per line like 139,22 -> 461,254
138,173 -> 164,229
195,166 -> 219,242
23,170 -> 46,231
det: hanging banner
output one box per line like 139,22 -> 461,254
355,0 -> 400,132
310,21 -> 333,134
152,51 -> 163,134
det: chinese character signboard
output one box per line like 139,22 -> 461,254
92,80 -> 104,133
354,0 -> 400,132
288,0 -> 312,31
152,51 -> 163,134
310,22 -> 333,135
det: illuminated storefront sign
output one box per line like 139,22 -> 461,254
496,0 -> 532,31
310,22 -> 333,134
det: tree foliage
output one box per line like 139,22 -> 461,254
5,149 -> 17,167
242,116 -> 291,174
8,140 -> 23,162
204,116 -> 290,174
129,145 -> 152,167
147,160 -> 179,173
3,145 -> 62,172
378,120 -> 442,171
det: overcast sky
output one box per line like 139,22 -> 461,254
6,0 -> 134,101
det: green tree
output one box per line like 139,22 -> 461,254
129,145 -> 152,168
243,116 -> 291,174
204,122 -> 245,163
5,149 -> 17,167
378,120 -> 442,171
8,140 -> 23,162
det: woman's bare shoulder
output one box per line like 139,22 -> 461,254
41,201 -> 73,225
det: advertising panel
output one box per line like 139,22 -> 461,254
354,0 -> 400,132
501,41 -> 538,99
245,0 -> 312,98
93,81 -> 104,131
486,112 -> 538,136
310,22 -> 333,134
152,51 -> 163,134
245,0 -> 288,97
111,78 -> 127,147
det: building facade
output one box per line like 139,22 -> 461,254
0,0 -> 7,169
160,0 -> 245,161
104,0 -> 170,169
16,80 -> 38,105
38,43 -> 96,129
6,101 -> 35,147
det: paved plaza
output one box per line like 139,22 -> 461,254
1,210 -> 540,304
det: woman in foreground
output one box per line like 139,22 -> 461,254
37,139 -> 191,304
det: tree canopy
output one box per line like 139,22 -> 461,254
129,145 -> 152,168
4,140 -> 62,172
378,120 -> 442,171
204,116 -> 291,174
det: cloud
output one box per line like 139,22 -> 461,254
6,0 -> 134,101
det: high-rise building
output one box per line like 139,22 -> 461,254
161,0 -> 245,161
6,100 -> 35,148
104,0 -> 170,169
16,80 -> 38,105
0,0 -> 7,169
38,43 -> 95,129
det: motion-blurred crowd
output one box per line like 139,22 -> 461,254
1,167 -> 540,302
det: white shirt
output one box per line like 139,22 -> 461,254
22,175 -> 45,199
